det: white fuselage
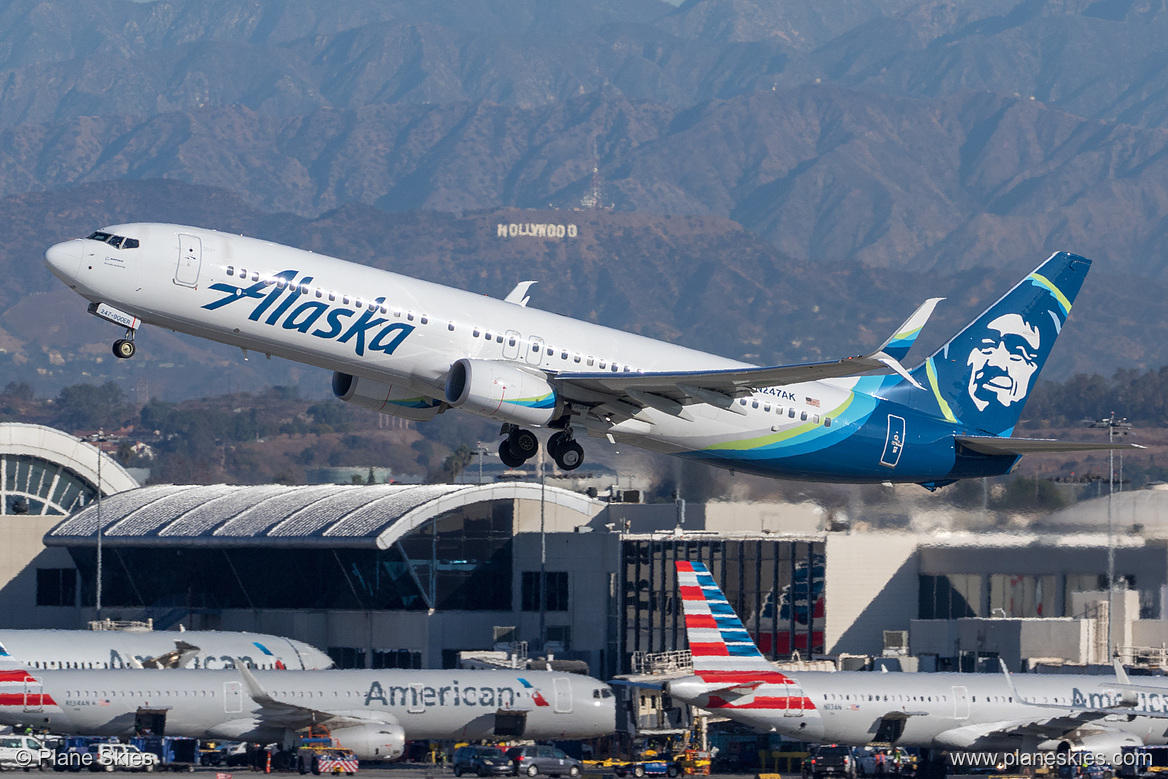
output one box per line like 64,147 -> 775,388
0,629 -> 332,671
2,667 -> 615,743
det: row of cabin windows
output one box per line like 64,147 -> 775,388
66,686 -> 387,700
226,266 -> 645,373
740,397 -> 832,426
470,328 -> 633,372
30,660 -> 283,670
824,692 -> 1015,703
225,267 -> 430,323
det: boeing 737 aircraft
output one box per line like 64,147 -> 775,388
43,225 -> 1132,487
0,665 -> 615,760
0,629 -> 332,670
664,562 -> 1168,763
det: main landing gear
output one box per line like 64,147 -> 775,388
112,328 -> 136,359
497,425 -> 585,471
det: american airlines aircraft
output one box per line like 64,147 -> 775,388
0,629 -> 332,670
0,665 -> 615,760
664,562 -> 1168,763
43,225 -> 1130,486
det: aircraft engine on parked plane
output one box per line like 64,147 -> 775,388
328,721 -> 406,761
444,358 -> 560,426
332,372 -> 443,421
1044,730 -> 1143,765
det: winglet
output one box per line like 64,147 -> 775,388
235,658 -> 273,704
878,298 -> 943,362
1113,657 -> 1131,686
504,281 -> 538,307
999,658 -> 1021,699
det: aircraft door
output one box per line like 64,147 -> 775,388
503,330 -> 524,361
224,680 -> 242,713
952,686 -> 970,719
553,678 -> 572,713
135,709 -> 167,736
880,415 -> 905,468
175,234 -> 202,288
526,337 -> 544,366
784,682 -> 804,717
22,679 -> 42,713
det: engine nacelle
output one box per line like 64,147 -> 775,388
444,358 -> 559,426
328,722 -> 406,761
1041,730 -> 1143,766
332,372 -> 443,421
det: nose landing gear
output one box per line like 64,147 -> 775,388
112,329 -> 136,359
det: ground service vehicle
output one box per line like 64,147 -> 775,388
808,746 -> 856,779
453,746 -> 513,777
506,746 -> 583,777
0,735 -> 47,770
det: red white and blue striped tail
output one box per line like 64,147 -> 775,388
677,561 -> 774,672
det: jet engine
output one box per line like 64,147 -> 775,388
332,372 -> 443,421
328,722 -> 406,761
1042,730 -> 1143,766
444,358 -> 559,426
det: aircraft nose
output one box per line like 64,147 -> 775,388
44,239 -> 83,282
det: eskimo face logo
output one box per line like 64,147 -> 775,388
965,313 -> 1040,411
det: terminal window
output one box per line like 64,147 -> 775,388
521,571 -> 568,611
36,568 -> 76,607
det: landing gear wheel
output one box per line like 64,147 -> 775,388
509,428 -> 539,459
499,439 -> 526,468
547,431 -> 584,470
112,338 -> 135,359
554,441 -> 584,471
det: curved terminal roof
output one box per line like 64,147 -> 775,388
45,482 -> 600,549
1,423 -> 139,516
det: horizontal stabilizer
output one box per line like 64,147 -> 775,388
955,436 -> 1144,457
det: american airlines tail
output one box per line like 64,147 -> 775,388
884,251 -> 1091,437
677,561 -> 774,673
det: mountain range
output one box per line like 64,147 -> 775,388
2,0 -> 1167,403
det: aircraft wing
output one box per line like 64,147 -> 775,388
937,712 -> 1134,748
955,436 -> 1144,456
141,641 -> 201,669
234,663 -> 396,730
551,298 -> 943,418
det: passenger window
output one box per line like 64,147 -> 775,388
587,356 -> 594,366
776,406 -> 783,415
532,343 -> 539,352
508,337 -> 517,347
276,279 -> 288,290
315,289 -> 323,298
825,417 -> 832,427
611,363 -> 619,372
788,408 -> 796,418
496,334 -> 503,343
801,411 -> 808,421
238,268 -> 247,278
561,350 -> 568,359
251,272 -> 259,281
473,328 -> 481,338
574,354 -> 581,363
421,315 -> 429,325
752,400 -> 759,409
448,322 -> 455,331
328,292 -> 336,302
408,313 -> 416,322
484,330 -> 491,339
299,284 -> 310,294
393,309 -> 401,317
598,360 -> 606,369
343,296 -> 351,305
813,414 -> 820,424
227,266 -> 235,276
740,398 -> 747,405
354,298 -> 361,307
379,305 -> 388,313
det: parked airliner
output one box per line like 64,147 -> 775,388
0,665 -> 614,760
43,226 -> 1132,486
0,629 -> 332,670
665,561 -> 1168,763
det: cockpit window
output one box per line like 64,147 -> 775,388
86,231 -> 138,249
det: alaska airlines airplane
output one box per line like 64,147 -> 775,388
0,629 -> 332,671
0,665 -> 615,759
43,226 -> 1131,487
664,562 -> 1168,762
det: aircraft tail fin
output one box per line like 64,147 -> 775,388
676,561 -> 774,673
887,252 -> 1091,437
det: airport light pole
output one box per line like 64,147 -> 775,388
92,431 -> 105,617
1087,413 -> 1132,657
